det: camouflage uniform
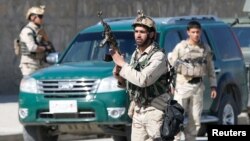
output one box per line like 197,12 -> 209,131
19,22 -> 45,76
119,42 -> 168,141
18,5 -> 47,76
169,40 -> 217,141
112,11 -> 170,141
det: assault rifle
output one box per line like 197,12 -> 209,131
37,28 -> 56,53
97,11 -> 121,62
37,28 -> 56,63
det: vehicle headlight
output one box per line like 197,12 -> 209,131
107,107 -> 126,118
20,76 -> 40,93
96,76 -> 124,93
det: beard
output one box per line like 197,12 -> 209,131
136,36 -> 152,47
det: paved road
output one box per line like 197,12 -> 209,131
0,95 -> 22,135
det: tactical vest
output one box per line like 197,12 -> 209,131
19,26 -> 45,60
176,40 -> 209,77
19,26 -> 37,56
127,43 -> 168,107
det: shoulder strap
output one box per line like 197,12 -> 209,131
146,46 -> 162,62
24,26 -> 38,45
25,26 -> 36,36
132,42 -> 163,68
176,40 -> 188,61
141,43 -> 163,67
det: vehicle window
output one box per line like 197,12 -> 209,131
232,27 -> 250,48
164,30 -> 182,52
61,32 -> 136,63
201,31 -> 209,45
208,26 -> 241,59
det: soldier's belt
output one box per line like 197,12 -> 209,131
188,77 -> 202,84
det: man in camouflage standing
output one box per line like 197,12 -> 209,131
111,11 -> 169,141
19,5 -> 52,76
169,20 -> 217,141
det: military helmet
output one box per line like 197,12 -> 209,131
132,10 -> 156,31
26,5 -> 45,20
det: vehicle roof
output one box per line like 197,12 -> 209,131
81,15 -> 226,33
222,17 -> 250,27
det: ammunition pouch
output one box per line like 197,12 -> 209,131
151,94 -> 170,111
20,42 -> 31,56
14,38 -> 21,56
176,58 -> 207,77
20,42 -> 46,60
127,45 -> 168,108
127,84 -> 150,107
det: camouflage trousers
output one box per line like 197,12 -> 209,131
173,82 -> 205,141
131,105 -> 164,141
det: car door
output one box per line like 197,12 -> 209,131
205,25 -> 248,111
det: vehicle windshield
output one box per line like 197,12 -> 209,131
61,32 -> 136,63
232,27 -> 250,48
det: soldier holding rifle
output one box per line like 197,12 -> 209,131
19,5 -> 54,76
109,11 -> 169,141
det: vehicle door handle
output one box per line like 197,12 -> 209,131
214,68 -> 221,74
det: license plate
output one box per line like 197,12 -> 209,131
49,100 -> 77,113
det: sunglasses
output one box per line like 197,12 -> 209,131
37,15 -> 43,19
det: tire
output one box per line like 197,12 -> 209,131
23,125 -> 58,141
198,93 -> 238,136
217,94 -> 238,125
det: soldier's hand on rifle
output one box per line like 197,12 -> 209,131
112,65 -> 125,88
46,45 -> 53,51
44,41 -> 55,53
110,49 -> 125,67
113,65 -> 121,77
37,46 -> 47,53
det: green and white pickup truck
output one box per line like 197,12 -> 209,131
19,15 -> 249,141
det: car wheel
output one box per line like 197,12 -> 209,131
217,94 -> 237,125
23,125 -> 58,141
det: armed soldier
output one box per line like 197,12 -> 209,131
169,21 -> 217,141
19,5 -> 53,76
111,11 -> 169,141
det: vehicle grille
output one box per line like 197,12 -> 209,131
38,110 -> 96,119
38,79 -> 98,95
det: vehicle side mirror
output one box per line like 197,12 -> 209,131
46,52 -> 59,64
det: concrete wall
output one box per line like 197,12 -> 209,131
0,0 -> 248,94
